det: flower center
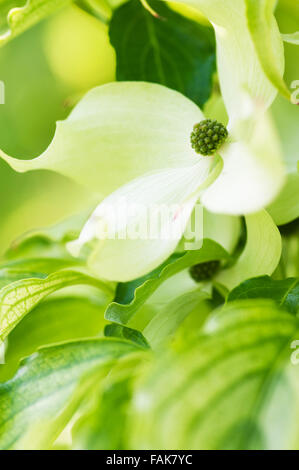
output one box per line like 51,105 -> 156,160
189,260 -> 220,282
190,119 -> 228,156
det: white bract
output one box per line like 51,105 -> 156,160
0,0 -> 286,281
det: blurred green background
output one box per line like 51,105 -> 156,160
0,3 -> 115,254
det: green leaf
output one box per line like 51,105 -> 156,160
5,208 -> 93,261
128,262 -> 213,334
275,0 -> 299,91
270,95 -> 299,174
0,0 -> 71,47
73,371 -> 133,450
228,276 -> 299,315
0,0 -> 22,35
109,0 -> 216,107
200,209 -> 241,254
0,257 -> 82,289
216,211 -> 281,290
130,300 -> 299,450
6,237 -> 71,262
72,352 -> 147,450
266,95 -> 299,226
0,268 -> 113,341
105,239 -> 228,326
0,296 -> 108,382
0,338 -> 141,449
104,324 -> 150,349
143,288 -> 210,349
245,0 -> 290,100
268,173 -> 299,225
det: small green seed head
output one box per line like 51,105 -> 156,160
190,119 -> 228,156
189,260 -> 220,282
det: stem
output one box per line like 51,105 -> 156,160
139,0 -> 161,19
75,0 -> 112,24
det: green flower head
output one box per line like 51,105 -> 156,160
190,119 -> 228,156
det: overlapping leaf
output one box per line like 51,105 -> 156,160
0,338 -> 141,449
216,211 -> 281,289
109,0 -> 216,107
130,300 -> 299,450
72,353 -> 147,450
0,0 -> 71,46
105,239 -> 228,326
0,267 -> 113,341
228,276 -> 299,314
0,296 -> 108,381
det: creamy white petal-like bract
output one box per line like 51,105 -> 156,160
0,82 -> 203,196
68,162 -> 212,281
172,0 -> 285,123
202,106 -> 285,214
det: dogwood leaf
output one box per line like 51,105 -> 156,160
4,208 -> 95,261
0,338 -> 141,449
105,239 -> 228,325
228,276 -> 299,315
109,0 -> 216,107
143,288 -> 210,348
104,324 -> 150,349
0,0 -> 71,46
72,352 -> 147,451
268,173 -> 299,226
0,269 -> 113,341
216,211 -> 281,289
267,96 -> 299,225
0,296 -> 108,382
0,257 -> 80,289
130,300 -> 299,450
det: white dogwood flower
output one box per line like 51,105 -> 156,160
0,0 -> 287,281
